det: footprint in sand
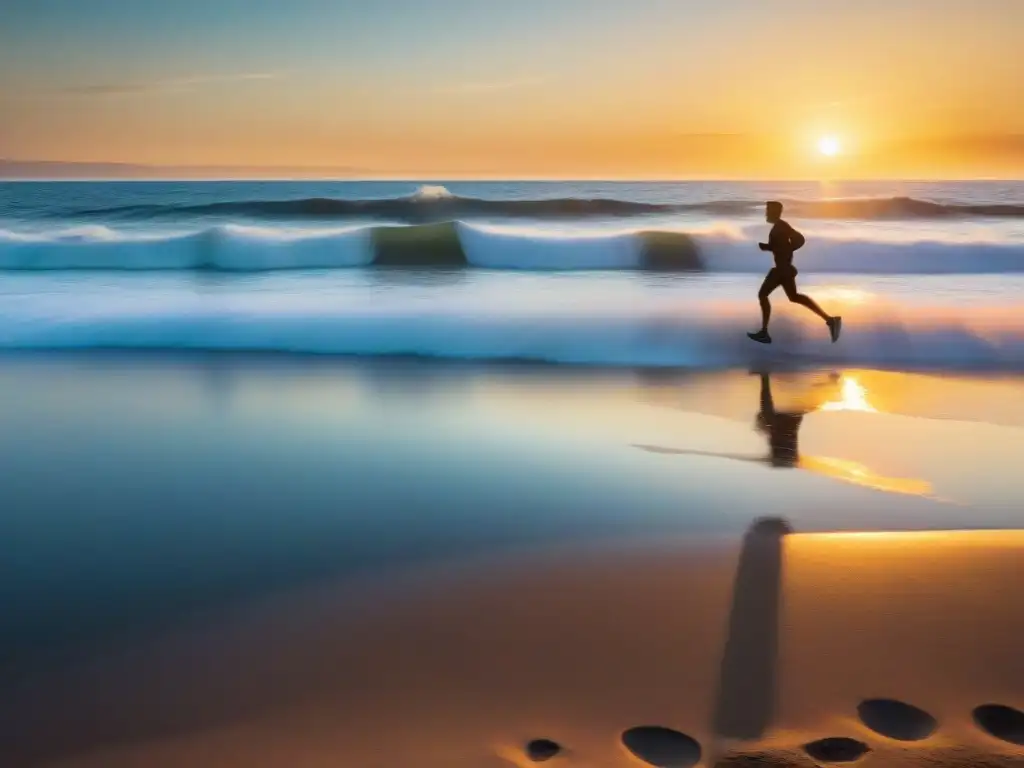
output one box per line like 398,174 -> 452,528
525,739 -> 562,762
621,726 -> 702,768
972,704 -> 1024,746
856,698 -> 937,741
802,736 -> 872,763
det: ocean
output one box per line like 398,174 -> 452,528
1,179 -> 1022,370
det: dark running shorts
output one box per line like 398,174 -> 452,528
760,265 -> 799,295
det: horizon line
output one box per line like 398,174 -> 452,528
3,175 -> 1023,183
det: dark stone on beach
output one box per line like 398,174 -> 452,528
856,698 -> 937,741
621,726 -> 702,767
525,739 -> 562,762
973,704 -> 1024,746
638,231 -> 704,271
802,736 -> 871,763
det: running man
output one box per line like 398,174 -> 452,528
747,201 -> 841,344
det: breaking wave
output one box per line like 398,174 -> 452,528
2,289 -> 1021,371
65,189 -> 1024,222
1,222 -> 1022,274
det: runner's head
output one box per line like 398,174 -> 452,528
766,200 -> 783,223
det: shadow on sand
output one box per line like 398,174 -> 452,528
711,517 -> 791,748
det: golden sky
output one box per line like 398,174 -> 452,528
2,0 -> 1022,178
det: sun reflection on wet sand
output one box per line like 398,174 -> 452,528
820,376 -> 877,413
798,455 -> 934,498
808,375 -> 940,497
635,372 -> 941,500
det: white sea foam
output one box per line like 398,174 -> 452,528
1,223 -> 1022,274
0,225 -> 372,270
0,279 -> 1020,370
458,224 -> 643,269
408,185 -> 454,201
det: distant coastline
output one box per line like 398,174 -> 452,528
0,160 -> 370,181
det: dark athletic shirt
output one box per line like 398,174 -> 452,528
758,410 -> 802,468
767,219 -> 805,269
767,413 -> 802,467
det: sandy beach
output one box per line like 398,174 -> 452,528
0,355 -> 1021,766
3,527 -> 1024,768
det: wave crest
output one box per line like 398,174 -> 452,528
1,223 -> 1022,273
408,184 -> 454,202
65,194 -> 1024,222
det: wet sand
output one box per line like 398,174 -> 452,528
0,355 -> 1021,766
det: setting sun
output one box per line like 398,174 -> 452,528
818,136 -> 841,157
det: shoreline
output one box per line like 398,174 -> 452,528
4,346 -> 1024,378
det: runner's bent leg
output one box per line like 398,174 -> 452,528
783,277 -> 830,322
758,270 -> 782,331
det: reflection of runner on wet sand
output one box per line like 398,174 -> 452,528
754,370 -> 811,468
635,372 -> 836,469
634,372 -> 937,498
